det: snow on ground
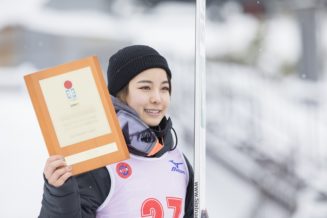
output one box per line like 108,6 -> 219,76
0,65 -> 46,217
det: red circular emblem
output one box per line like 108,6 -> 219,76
116,162 -> 132,179
64,80 -> 73,89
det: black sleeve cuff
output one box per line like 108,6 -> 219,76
43,174 -> 78,196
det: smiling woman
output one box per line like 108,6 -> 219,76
125,68 -> 170,127
38,45 -> 194,218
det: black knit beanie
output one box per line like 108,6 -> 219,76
107,45 -> 172,96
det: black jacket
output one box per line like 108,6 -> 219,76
38,97 -> 194,218
39,156 -> 194,217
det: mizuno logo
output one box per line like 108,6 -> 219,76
169,160 -> 185,174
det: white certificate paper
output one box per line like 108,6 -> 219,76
40,67 -> 111,147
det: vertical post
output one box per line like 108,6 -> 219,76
194,0 -> 206,217
296,0 -> 320,81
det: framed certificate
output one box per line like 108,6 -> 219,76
24,56 -> 129,175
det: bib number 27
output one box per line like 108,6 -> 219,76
141,197 -> 182,218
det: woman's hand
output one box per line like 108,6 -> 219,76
44,155 -> 72,187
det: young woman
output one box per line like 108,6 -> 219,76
39,45 -> 194,218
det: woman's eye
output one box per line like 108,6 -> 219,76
162,86 -> 170,91
139,86 -> 151,90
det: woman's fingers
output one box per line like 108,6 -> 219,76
44,155 -> 66,179
47,165 -> 72,187
44,155 -> 73,187
55,170 -> 73,187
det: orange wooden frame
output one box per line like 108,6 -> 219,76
24,56 -> 129,175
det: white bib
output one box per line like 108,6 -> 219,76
96,149 -> 189,218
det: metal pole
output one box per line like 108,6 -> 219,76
296,1 -> 320,81
194,0 -> 206,217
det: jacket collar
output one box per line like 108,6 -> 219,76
111,95 -> 174,157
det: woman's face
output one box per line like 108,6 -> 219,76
126,68 -> 170,127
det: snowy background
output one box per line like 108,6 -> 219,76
1,0 -> 327,217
